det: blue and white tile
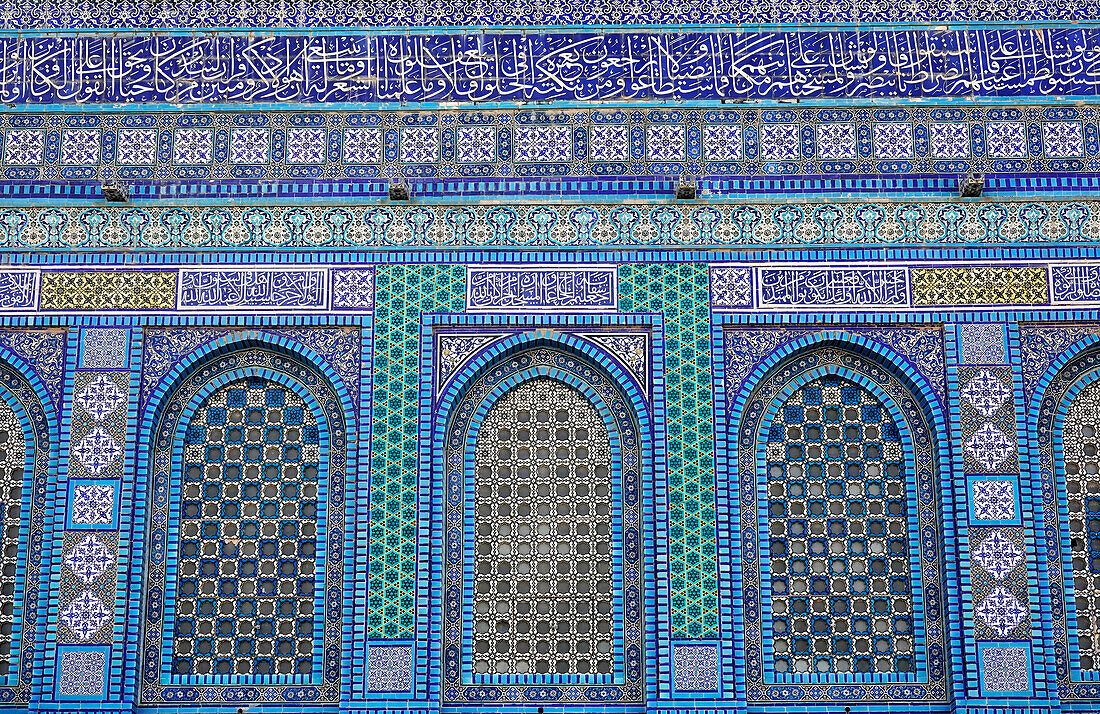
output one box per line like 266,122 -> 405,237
816,123 -> 856,160
229,128 -> 270,164
703,124 -> 743,161
590,124 -> 630,162
872,122 -> 914,159
286,127 -> 328,164
647,124 -> 686,162
455,125 -> 496,163
116,129 -> 157,165
60,129 -> 100,166
758,123 -> 799,161
4,129 -> 44,165
986,122 -> 1027,158
399,126 -> 439,164
343,127 -> 382,164
930,122 -> 970,159
1044,121 -> 1084,158
513,125 -> 572,162
172,128 -> 213,165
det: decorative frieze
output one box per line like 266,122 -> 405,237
466,267 -> 617,311
911,267 -> 1049,306
0,0 -> 1089,29
4,106 -> 1096,185
178,268 -> 327,310
757,267 -> 908,308
21,267 -> 373,312
4,201 -> 1100,251
2,32 -> 1097,105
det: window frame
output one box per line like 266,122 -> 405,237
754,369 -> 928,684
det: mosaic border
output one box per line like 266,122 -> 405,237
8,202 -> 1100,252
2,105 -> 1097,189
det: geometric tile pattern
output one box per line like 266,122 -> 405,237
673,643 -> 720,692
63,534 -> 113,585
646,125 -> 686,162
816,123 -> 856,160
331,269 -> 375,310
471,379 -> 614,677
60,129 -> 100,165
56,647 -> 108,698
139,345 -> 348,705
60,591 -> 112,642
964,423 -> 1015,473
959,365 -> 1019,478
930,123 -> 970,158
171,377 -> 320,676
229,128 -> 270,165
5,110 -> 1099,186
3,130 -> 43,165
75,374 -> 125,422
957,323 -> 1008,366
961,369 -> 1012,417
912,267 -> 1050,307
702,125 -> 742,161
368,265 -> 466,638
70,428 -> 122,477
709,267 -> 752,308
226,130 -> 269,167
975,586 -> 1028,638
727,338 -> 946,705
763,375 -> 914,675
971,479 -> 1018,522
979,644 -> 1031,694
79,328 -> 130,369
344,128 -> 382,164
116,129 -> 157,165
69,483 -> 116,526
7,202 -> 1100,250
173,129 -> 213,165
972,530 -> 1024,581
287,128 -> 327,164
986,122 -> 1027,158
758,124 -> 799,161
619,263 -> 717,637
515,125 -> 572,163
40,272 -> 177,311
873,122 -> 914,159
366,644 -> 413,692
1044,121 -> 1084,158
440,345 -> 644,703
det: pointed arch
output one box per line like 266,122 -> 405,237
0,352 -> 55,702
424,331 -> 656,706
132,332 -> 351,703
1028,335 -> 1100,685
719,331 -> 953,700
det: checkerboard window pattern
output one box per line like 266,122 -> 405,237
472,379 -> 615,677
1063,378 -> 1100,669
763,375 -> 914,675
0,395 -> 24,676
171,377 -> 321,677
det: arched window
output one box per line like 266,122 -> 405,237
439,345 -> 645,704
471,378 -> 614,677
764,375 -> 913,675
172,376 -> 320,677
0,394 -> 26,676
141,347 -> 347,694
1062,378 -> 1100,669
